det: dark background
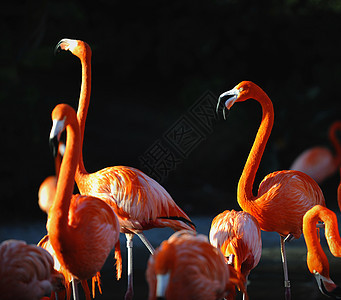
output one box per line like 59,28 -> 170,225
1,0 -> 341,223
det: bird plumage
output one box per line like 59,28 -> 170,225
146,230 -> 236,300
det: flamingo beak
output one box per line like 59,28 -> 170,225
49,119 -> 65,157
216,88 -> 240,120
314,272 -> 341,298
156,272 -> 170,299
54,38 -> 76,55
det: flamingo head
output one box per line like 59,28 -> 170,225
313,272 -> 341,299
49,104 -> 77,157
216,81 -> 258,119
55,38 -> 91,59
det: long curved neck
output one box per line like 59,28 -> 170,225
50,117 -> 81,232
237,89 -> 274,207
322,207 -> 341,257
303,205 -> 330,277
76,50 -> 91,178
329,121 -> 341,165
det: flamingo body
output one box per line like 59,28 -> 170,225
146,230 -> 233,300
209,210 -> 262,279
290,147 -> 337,184
76,165 -> 195,233
0,239 -> 63,300
290,120 -> 341,184
255,170 -> 325,238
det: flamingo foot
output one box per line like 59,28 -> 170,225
124,286 -> 134,300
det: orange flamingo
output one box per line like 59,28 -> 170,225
0,239 -> 64,300
303,205 -> 341,298
290,120 -> 341,184
145,230 -> 242,300
209,209 -> 262,299
38,142 -> 65,213
55,38 -> 195,299
217,81 -> 326,300
47,103 -> 122,299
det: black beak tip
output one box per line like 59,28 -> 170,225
54,39 -> 65,55
49,136 -> 59,157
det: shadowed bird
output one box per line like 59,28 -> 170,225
146,230 -> 243,300
290,120 -> 341,184
38,142 -> 65,214
55,38 -> 195,300
303,204 -> 341,298
209,209 -> 261,299
0,239 -> 64,300
47,103 -> 122,300
217,81 -> 326,300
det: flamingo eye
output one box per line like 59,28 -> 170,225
239,87 -> 244,92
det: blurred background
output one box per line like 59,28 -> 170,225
1,1 -> 341,298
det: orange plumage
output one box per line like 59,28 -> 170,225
46,104 -> 121,296
146,230 -> 239,300
303,204 -> 341,298
55,38 -> 194,299
0,239 -> 64,300
290,121 -> 341,184
209,209 -> 261,298
217,81 -> 326,299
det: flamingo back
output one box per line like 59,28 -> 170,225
290,147 -> 337,184
254,170 -> 325,238
0,239 -> 62,300
77,166 -> 195,232
146,230 -> 232,300
209,210 -> 262,277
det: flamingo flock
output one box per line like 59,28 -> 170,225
2,38 -> 341,300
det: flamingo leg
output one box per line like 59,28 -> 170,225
71,277 -> 79,300
125,233 -> 134,300
136,232 -> 155,255
280,235 -> 292,300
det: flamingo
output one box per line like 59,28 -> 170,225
303,205 -> 341,298
55,38 -> 196,299
0,239 -> 64,300
47,103 -> 122,299
290,120 -> 341,184
38,142 -> 65,214
145,230 -> 243,300
217,81 -> 326,300
209,209 -> 262,299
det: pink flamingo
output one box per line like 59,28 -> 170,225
290,121 -> 341,184
209,209 -> 262,299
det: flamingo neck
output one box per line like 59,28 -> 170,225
50,117 -> 81,231
303,205 -> 331,277
76,51 -> 91,178
237,89 -> 274,208
322,207 -> 341,257
329,121 -> 341,165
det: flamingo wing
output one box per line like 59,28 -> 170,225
78,166 -> 195,232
